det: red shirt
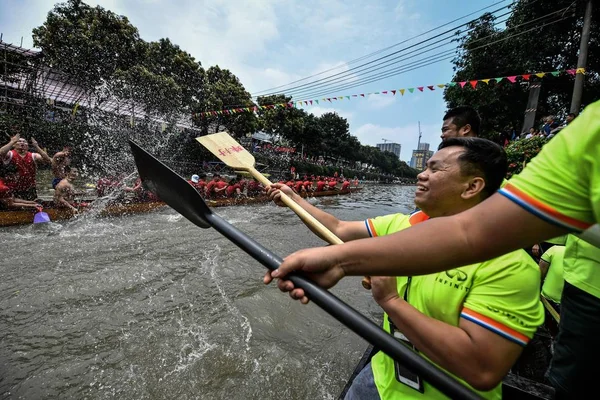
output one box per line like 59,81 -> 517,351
248,180 -> 260,190
206,180 -> 219,194
238,179 -> 247,190
226,184 -> 240,197
285,180 -> 295,187
0,179 -> 11,199
316,180 -> 326,191
328,180 -> 337,189
294,181 -> 304,192
303,180 -> 312,189
5,150 -> 36,190
341,181 -> 350,190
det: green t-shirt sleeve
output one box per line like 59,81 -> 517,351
540,246 -> 556,264
500,101 -> 600,236
365,213 -> 409,237
460,252 -> 544,346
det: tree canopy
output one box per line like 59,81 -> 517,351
444,0 -> 599,137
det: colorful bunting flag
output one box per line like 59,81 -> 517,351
196,69 -> 582,118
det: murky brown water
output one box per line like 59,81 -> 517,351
0,184 -> 415,399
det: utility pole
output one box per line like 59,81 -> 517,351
570,0 -> 593,114
417,121 -> 422,149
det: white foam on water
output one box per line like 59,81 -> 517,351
202,246 -> 253,352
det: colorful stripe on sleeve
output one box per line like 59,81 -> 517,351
499,183 -> 592,233
460,308 -> 530,346
365,219 -> 378,237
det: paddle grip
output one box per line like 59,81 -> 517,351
250,168 -> 372,291
206,212 -> 482,400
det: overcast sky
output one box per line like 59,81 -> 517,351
0,0 -> 506,162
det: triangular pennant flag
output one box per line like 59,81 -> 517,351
576,68 -> 586,74
427,85 -> 435,91
408,88 -> 415,93
346,96 -> 350,100
352,94 -> 358,97
417,87 -> 424,92
470,80 -> 477,88
507,76 -> 517,83
391,90 -> 396,95
535,72 -> 545,78
521,74 -> 530,80
374,92 -> 380,94
459,81 -> 467,88
360,94 -> 365,97
494,77 -> 504,83
550,71 -> 560,77
304,101 -> 308,105
382,91 -> 388,94
399,89 -> 405,96
481,79 -> 490,84
566,69 -> 576,75
327,98 -> 332,102
447,82 -> 456,87
437,84 -> 445,88
310,100 -> 313,105
315,100 -> 319,104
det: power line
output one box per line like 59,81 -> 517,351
292,13 -> 572,101
265,4 -> 567,99
250,0 -> 514,96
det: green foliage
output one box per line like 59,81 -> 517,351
505,136 -> 547,178
444,0 -> 600,137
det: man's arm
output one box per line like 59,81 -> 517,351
55,188 -> 77,212
31,138 -> 52,164
0,134 -> 18,159
268,183 -> 369,242
538,259 -> 550,280
382,297 -> 523,391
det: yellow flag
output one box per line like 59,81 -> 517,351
576,68 -> 586,74
437,84 -> 445,88
481,79 -> 490,84
536,72 -> 545,78
399,89 -> 405,96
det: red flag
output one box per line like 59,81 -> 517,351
417,87 -> 424,92
360,94 -> 365,97
470,80 -> 477,88
507,76 -> 517,83
327,98 -> 332,102
382,91 -> 388,94
391,90 -> 396,95
522,74 -> 531,80
427,86 -> 434,91
310,100 -> 313,105
459,81 -> 467,88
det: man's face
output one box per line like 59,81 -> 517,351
14,138 -> 28,152
414,146 -> 472,217
566,114 -> 575,124
441,118 -> 471,140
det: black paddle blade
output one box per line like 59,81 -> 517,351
129,140 -> 211,229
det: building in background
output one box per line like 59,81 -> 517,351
376,142 -> 401,159
409,142 -> 433,171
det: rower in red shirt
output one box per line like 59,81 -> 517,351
303,178 -> 313,193
341,179 -> 350,191
247,179 -> 264,197
0,134 -> 52,200
316,177 -> 326,192
327,178 -> 337,190
294,180 -> 305,194
226,178 -> 243,198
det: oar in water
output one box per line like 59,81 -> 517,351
128,140 -> 481,400
33,206 -> 51,224
196,132 -> 371,290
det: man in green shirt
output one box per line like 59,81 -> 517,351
267,138 -> 543,399
268,100 -> 600,398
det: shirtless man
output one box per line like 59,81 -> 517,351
51,146 -> 72,189
54,166 -> 78,213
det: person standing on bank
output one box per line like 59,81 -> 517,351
0,134 -> 51,200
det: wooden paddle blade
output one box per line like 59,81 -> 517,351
196,132 -> 255,171
129,140 -> 212,229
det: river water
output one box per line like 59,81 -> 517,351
0,184 -> 416,400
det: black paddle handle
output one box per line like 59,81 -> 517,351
206,213 -> 482,400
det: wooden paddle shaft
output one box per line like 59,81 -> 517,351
541,296 -> 560,323
249,167 -> 372,290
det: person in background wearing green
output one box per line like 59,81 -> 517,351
538,240 -> 565,337
267,100 -> 600,399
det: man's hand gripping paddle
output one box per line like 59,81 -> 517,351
196,132 -> 372,290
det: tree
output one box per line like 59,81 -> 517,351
32,0 -> 143,88
444,0 -> 600,137
195,66 -> 257,137
256,94 -> 306,144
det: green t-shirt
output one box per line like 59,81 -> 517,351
563,234 -> 600,298
366,212 -> 544,400
540,245 -> 565,303
500,100 -> 600,247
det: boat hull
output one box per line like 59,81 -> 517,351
0,187 -> 362,227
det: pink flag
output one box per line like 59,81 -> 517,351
567,69 -> 576,75
382,91 -> 388,94
391,90 -> 396,95
459,81 -> 467,88
507,76 -> 517,83
427,86 -> 434,91
417,87 -> 424,92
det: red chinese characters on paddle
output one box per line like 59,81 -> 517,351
218,146 -> 244,156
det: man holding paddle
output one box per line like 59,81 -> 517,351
267,137 -> 543,399
268,101 -> 600,399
